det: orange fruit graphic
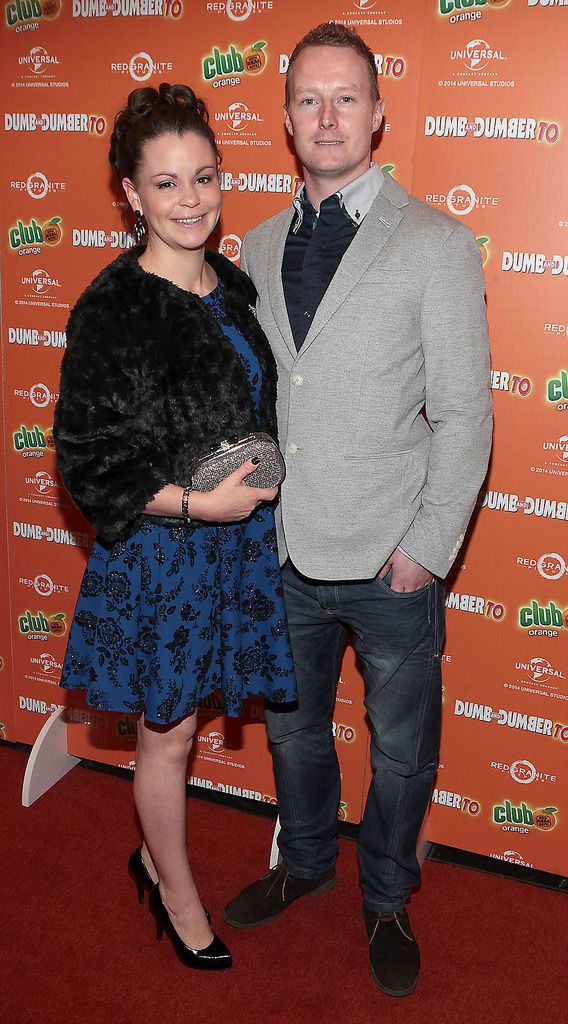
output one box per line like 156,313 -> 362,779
486,0 -> 511,7
48,614 -> 67,637
43,217 -> 63,246
44,427 -> 56,452
243,41 -> 267,76
337,802 -> 347,822
533,807 -> 558,831
476,235 -> 489,268
0,723 -> 7,741
41,0 -> 62,17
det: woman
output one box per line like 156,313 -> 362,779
54,83 -> 297,971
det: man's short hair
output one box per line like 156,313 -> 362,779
285,22 -> 380,106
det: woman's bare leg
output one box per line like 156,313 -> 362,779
133,711 -> 213,950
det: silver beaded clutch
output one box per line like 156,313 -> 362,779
189,432 -> 286,491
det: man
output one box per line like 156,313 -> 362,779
224,23 -> 492,997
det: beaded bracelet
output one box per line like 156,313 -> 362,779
181,485 -> 192,525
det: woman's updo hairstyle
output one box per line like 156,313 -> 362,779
109,82 -> 220,182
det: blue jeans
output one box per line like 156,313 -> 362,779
266,559 -> 445,914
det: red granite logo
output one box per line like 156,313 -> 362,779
218,234 -> 241,262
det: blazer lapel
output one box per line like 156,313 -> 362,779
267,207 -> 297,360
298,179 -> 409,358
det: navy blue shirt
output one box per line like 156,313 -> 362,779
282,193 -> 359,352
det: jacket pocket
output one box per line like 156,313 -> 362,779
343,447 -> 416,460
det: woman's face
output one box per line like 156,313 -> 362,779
123,130 -> 222,254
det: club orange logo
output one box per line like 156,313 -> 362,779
42,217 -> 63,246
243,41 -> 267,75
533,807 -> 558,831
476,235 -> 490,268
40,0 -> 62,17
48,613 -> 67,637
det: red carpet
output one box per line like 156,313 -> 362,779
2,743 -> 566,1024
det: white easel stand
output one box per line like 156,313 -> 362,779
269,809 -> 432,869
22,705 -> 81,807
269,816 -> 282,868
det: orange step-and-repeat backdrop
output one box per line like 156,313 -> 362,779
1,0 -> 566,875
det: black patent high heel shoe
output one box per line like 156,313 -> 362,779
129,847 -> 157,904
149,886 -> 232,971
129,848 -> 211,921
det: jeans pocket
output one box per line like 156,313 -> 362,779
375,569 -> 434,598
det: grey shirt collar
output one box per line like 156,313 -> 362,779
292,163 -> 384,233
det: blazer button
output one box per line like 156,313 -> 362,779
292,374 -> 304,386
287,443 -> 298,454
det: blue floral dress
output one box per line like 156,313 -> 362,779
59,284 -> 297,724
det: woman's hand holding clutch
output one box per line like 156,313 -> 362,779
196,460 -> 278,522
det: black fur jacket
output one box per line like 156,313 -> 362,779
54,246 -> 278,544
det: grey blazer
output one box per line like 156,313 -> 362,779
241,173 -> 492,580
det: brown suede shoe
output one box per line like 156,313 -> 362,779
223,863 -> 336,928
363,906 -> 420,997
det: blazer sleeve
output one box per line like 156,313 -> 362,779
398,224 -> 493,578
239,234 -> 251,277
54,299 -> 172,543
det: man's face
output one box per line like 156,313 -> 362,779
284,44 -> 383,187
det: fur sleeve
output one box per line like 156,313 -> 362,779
54,289 -> 171,543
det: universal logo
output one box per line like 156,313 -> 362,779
20,270 -> 62,294
542,434 -> 568,464
491,851 -> 533,868
215,101 -> 263,132
17,45 -> 61,75
529,436 -> 568,485
29,651 -> 62,674
24,470 -> 59,494
450,39 -> 505,72
205,730 -> 225,753
516,657 -> 565,686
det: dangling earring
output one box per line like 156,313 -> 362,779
134,209 -> 146,245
